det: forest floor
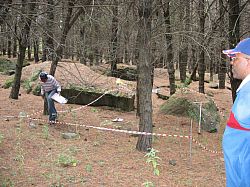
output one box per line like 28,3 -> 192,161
0,60 -> 232,187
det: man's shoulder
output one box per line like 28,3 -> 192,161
47,75 -> 55,80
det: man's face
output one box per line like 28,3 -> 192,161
230,53 -> 250,80
40,78 -> 47,83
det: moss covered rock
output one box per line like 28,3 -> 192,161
160,91 -> 220,133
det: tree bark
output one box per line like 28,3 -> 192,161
42,39 -> 47,62
79,24 -> 87,65
10,0 -> 36,99
44,0 -> 55,62
162,0 -> 175,95
7,28 -> 11,58
49,1 -> 85,76
228,0 -> 241,101
136,0 -> 153,152
178,0 -> 190,83
198,0 -> 205,94
33,39 -> 39,63
110,0 -> 118,76
218,0 -> 226,89
13,24 -> 17,58
27,42 -> 32,60
1,25 -> 7,56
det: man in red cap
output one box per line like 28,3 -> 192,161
222,38 -> 250,187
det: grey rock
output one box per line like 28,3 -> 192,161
209,83 -> 218,89
169,159 -> 177,166
29,122 -> 37,129
62,132 -> 78,139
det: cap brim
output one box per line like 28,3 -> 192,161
222,49 -> 240,58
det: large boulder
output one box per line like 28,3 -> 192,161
160,89 -> 220,132
61,88 -> 135,112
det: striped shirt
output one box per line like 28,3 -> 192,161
40,75 -> 61,95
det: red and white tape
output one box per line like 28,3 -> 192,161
24,85 -> 224,155
27,117 -> 223,155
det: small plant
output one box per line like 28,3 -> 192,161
23,70 -> 41,94
23,79 -> 33,93
0,57 -> 15,72
184,77 -> 192,86
13,154 -> 25,163
3,78 -> 14,89
57,154 -> 78,167
68,146 -> 80,155
42,125 -> 50,139
98,160 -> 105,167
1,178 -> 14,187
85,163 -> 93,172
32,84 -> 41,96
143,181 -> 155,187
91,108 -> 98,113
42,172 -> 53,180
0,133 -> 4,144
50,181 -> 64,187
143,148 -> 161,187
30,70 -> 41,81
145,148 -> 161,176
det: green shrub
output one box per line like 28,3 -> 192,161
3,78 -> 14,89
32,84 -> 41,96
57,154 -> 78,167
0,58 -> 15,72
30,70 -> 41,82
22,70 -> 42,94
23,80 -> 33,93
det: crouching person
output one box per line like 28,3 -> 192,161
39,72 -> 61,124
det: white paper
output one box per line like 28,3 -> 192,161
112,118 -> 124,122
51,93 -> 68,104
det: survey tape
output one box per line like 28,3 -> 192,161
27,116 -> 223,155
24,84 -> 224,155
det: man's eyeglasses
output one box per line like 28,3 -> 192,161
230,56 -> 250,62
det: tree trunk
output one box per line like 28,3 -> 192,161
198,0 -> 205,94
136,0 -> 153,152
7,31 -> 11,58
10,0 -> 36,99
178,0 -> 189,83
189,45 -> 198,78
13,24 -> 17,58
228,0 -> 241,101
45,0 -> 55,61
110,0 -> 118,76
135,32 -> 140,117
162,0 -> 175,95
1,25 -> 6,56
42,39 -> 47,62
9,44 -> 26,99
94,23 -> 100,66
79,24 -> 87,65
33,39 -> 39,63
49,1 -> 86,76
209,56 -> 214,82
218,0 -> 226,89
27,42 -> 32,60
